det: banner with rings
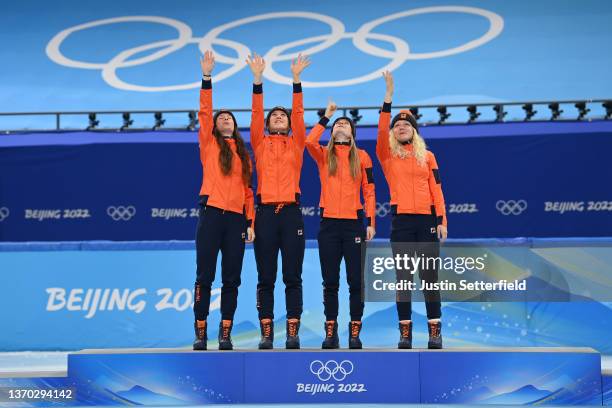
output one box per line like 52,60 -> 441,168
45,7 -> 504,92
1,121 -> 611,241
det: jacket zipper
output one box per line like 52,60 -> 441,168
275,141 -> 280,202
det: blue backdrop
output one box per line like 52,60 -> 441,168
1,239 -> 611,353
1,0 -> 612,129
1,120 -> 611,241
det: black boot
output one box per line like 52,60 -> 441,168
427,320 -> 443,349
322,321 -> 339,349
348,321 -> 363,349
285,319 -> 300,349
398,321 -> 412,349
258,319 -> 274,349
193,320 -> 207,351
218,320 -> 233,350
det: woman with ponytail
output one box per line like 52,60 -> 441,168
376,70 -> 448,350
192,51 -> 255,351
306,100 -> 376,349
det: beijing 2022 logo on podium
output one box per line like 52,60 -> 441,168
297,359 -> 366,395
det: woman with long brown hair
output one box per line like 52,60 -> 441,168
306,101 -> 376,349
192,50 -> 255,351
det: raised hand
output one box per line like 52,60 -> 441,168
246,53 -> 266,84
200,51 -> 215,76
290,54 -> 311,82
325,100 -> 337,119
383,70 -> 394,102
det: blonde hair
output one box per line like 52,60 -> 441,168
326,136 -> 361,179
389,129 -> 427,167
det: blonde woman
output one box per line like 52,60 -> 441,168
306,100 -> 376,349
376,71 -> 448,349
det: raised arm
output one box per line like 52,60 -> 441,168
306,100 -> 336,165
376,70 -> 394,163
247,54 -> 266,153
360,151 -> 377,239
290,54 -> 310,151
198,51 -> 215,148
427,151 -> 448,241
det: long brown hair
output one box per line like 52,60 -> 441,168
326,136 -> 361,179
213,128 -> 251,185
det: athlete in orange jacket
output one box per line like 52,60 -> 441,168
193,51 -> 255,351
306,100 -> 376,349
376,70 -> 447,350
246,53 -> 310,349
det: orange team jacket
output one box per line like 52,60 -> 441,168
375,102 -> 447,227
198,80 -> 255,228
306,117 -> 377,227
250,83 -> 305,204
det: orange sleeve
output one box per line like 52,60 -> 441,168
291,83 -> 306,151
198,80 -> 214,148
250,83 -> 265,154
428,151 -> 447,228
305,117 -> 329,166
244,157 -> 255,229
376,102 -> 392,163
360,150 -> 376,228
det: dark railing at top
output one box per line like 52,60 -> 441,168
1,99 -> 611,133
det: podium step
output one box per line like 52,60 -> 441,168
0,348 -> 604,406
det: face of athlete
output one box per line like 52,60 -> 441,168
216,113 -> 235,136
332,119 -> 353,143
393,120 -> 414,143
269,110 -> 289,133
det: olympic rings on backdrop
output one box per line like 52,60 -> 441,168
495,200 -> 528,216
46,7 -> 504,92
107,205 -> 136,221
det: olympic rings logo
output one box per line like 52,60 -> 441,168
46,7 -> 503,92
495,200 -> 528,216
0,207 -> 9,222
107,205 -> 137,221
376,202 -> 392,217
310,360 -> 354,382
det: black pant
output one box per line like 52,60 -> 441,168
254,204 -> 305,320
318,217 -> 366,321
193,204 -> 246,321
390,214 -> 441,320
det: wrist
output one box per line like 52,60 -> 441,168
292,75 -> 300,83
203,73 -> 211,78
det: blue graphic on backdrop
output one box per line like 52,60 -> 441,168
68,352 -> 243,404
1,239 -> 611,352
1,121 -> 611,241
604,374 -> 612,406
1,0 -> 612,129
420,351 -> 602,405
